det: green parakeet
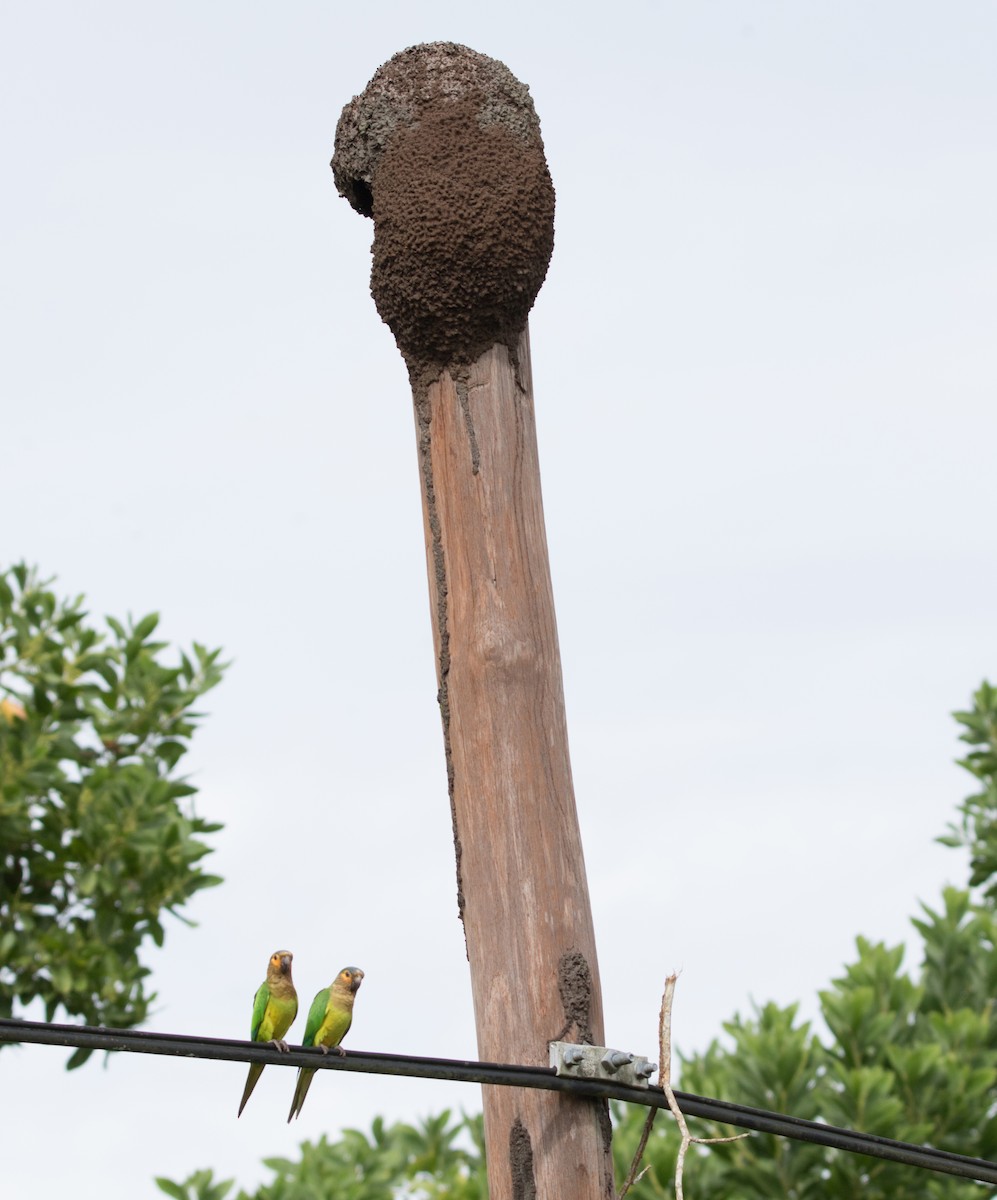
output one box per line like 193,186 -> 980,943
237,949 -> 298,1117
287,966 -> 364,1122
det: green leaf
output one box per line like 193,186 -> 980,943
66,1046 -> 94,1071
132,613 -> 160,642
105,615 -> 126,640
88,659 -> 119,689
195,873 -> 223,890
154,1180 -> 191,1200
155,740 -> 187,770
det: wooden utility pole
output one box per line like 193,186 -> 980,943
333,43 -> 614,1199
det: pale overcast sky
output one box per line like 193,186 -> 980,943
2,2 -> 996,1195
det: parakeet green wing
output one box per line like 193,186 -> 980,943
302,987 -> 332,1047
250,980 -> 271,1041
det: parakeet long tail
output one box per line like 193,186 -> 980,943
238,1063 -> 265,1118
287,1067 -> 316,1122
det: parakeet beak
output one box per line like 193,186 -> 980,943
350,970 -> 364,992
280,954 -> 293,973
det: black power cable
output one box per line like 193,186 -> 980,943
2,1017 -> 995,1185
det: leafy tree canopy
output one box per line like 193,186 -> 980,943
0,563 -> 226,1064
155,1111 -> 486,1200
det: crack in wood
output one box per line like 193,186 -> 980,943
509,339 -> 528,395
414,384 -> 465,935
456,372 -> 481,475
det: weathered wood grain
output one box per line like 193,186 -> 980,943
412,327 -> 614,1199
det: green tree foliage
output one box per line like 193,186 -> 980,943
159,684 -> 997,1198
155,1111 -> 486,1200
0,564 -> 226,1062
941,680 -> 997,902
